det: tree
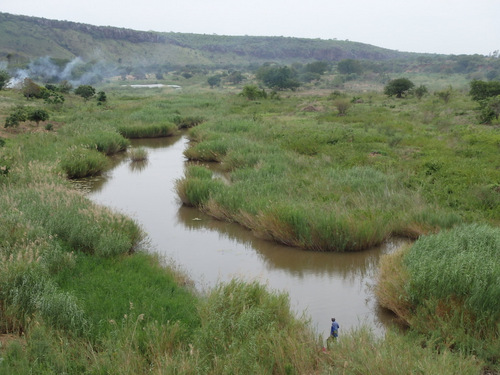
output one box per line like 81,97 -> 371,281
58,80 -> 73,94
28,109 -> 50,125
333,99 -> 351,116
0,70 -> 10,90
479,95 -> 500,123
469,80 -> 500,101
74,85 -> 96,100
434,86 -> 453,103
207,75 -> 222,88
256,65 -> 300,91
227,71 -> 244,84
96,91 -> 107,106
384,78 -> 415,98
22,78 -> 44,99
305,61 -> 329,75
337,59 -> 363,75
414,85 -> 428,100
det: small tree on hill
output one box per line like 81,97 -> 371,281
22,78 -> 44,99
414,85 -> 428,100
74,85 -> 96,100
96,91 -> 107,106
4,106 -> 28,128
384,78 -> 415,98
58,80 -> 73,94
435,86 -> 453,103
28,109 -> 50,126
0,70 -> 10,90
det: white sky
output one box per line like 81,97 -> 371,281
2,0 -> 499,55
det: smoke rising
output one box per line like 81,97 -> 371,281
7,57 -> 117,88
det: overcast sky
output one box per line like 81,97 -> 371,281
2,0 -> 499,55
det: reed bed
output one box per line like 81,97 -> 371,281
377,223 -> 500,365
118,123 -> 176,138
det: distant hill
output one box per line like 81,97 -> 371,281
0,11 -> 416,69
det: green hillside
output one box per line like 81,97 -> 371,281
0,11 -> 414,68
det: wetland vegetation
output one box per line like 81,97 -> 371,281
0,65 -> 499,374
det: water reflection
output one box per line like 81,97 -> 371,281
129,160 -> 149,172
176,204 -> 407,281
82,135 -> 406,340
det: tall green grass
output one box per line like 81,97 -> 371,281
377,223 -> 500,366
405,223 -> 500,325
60,145 -> 109,178
118,123 -> 176,138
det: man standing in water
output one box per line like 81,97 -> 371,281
330,318 -> 339,338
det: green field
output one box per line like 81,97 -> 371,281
0,72 -> 499,373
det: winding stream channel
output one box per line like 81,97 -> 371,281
80,135 -> 405,340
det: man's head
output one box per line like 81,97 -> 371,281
331,318 -> 335,322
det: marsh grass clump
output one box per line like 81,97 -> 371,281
175,165 -> 225,207
128,147 -> 148,162
76,129 -> 130,155
118,123 -> 176,138
173,115 -> 205,129
60,146 -> 108,178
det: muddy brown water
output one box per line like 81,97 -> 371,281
79,135 -> 406,341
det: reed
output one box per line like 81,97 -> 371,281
377,223 -> 500,364
60,146 -> 108,178
128,147 -> 148,162
404,224 -> 500,324
118,123 -> 176,138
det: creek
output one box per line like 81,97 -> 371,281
80,134 -> 405,340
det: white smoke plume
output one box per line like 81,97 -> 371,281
7,56 -> 117,88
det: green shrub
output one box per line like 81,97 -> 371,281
240,85 -> 267,100
4,106 -> 28,128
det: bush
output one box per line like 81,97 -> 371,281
240,85 -> 267,100
96,91 -> 107,105
0,70 -> 10,90
4,106 -> 28,128
28,109 -> 50,125
333,99 -> 351,116
74,85 -> 96,100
